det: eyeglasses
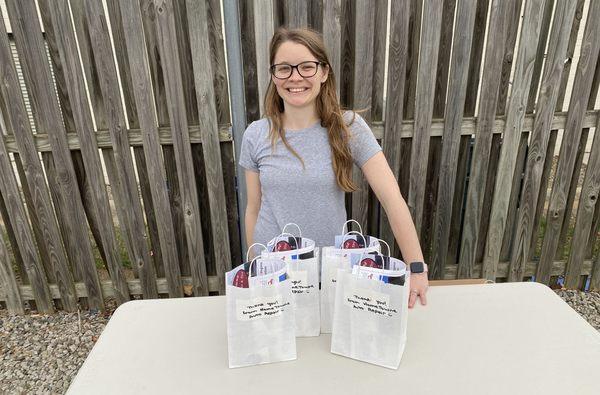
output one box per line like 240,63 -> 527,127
270,61 -> 324,79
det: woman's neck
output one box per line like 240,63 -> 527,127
282,106 -> 320,130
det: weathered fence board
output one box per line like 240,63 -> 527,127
408,0 -> 443,238
350,0 -> 375,230
0,124 -> 53,313
482,0 -> 545,280
284,0 -> 308,28
496,0 -> 522,116
430,0 -> 477,280
556,128 -> 590,260
556,0 -> 586,111
133,149 -> 165,278
240,0 -> 260,123
138,0 -> 190,281
339,0 -> 354,109
457,0 -> 511,278
529,129 -> 557,262
499,133 -> 528,262
566,114 -> 600,288
187,0 -> 232,294
11,154 -> 50,284
448,138 -> 471,266
526,0 -> 554,112
403,0 -> 422,120
0,186 -> 26,283
420,0 -> 455,263
0,222 -> 23,313
322,0 -> 341,99
451,0 -> 489,269
379,0 -> 410,254
476,134 -> 501,264
254,0 -> 275,117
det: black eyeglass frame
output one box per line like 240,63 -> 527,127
269,61 -> 325,79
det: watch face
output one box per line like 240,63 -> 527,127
410,262 -> 424,273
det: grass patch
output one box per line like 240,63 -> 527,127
90,227 -> 132,270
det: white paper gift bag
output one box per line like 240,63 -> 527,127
262,224 -> 320,337
320,220 -> 381,333
330,252 -> 409,369
226,251 -> 297,368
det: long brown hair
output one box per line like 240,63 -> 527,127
264,27 -> 358,192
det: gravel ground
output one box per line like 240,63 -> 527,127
0,301 -> 116,394
1,290 -> 600,394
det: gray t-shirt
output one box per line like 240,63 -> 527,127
239,112 -> 382,247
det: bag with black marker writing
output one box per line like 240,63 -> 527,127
330,241 -> 410,369
263,223 -> 320,337
225,243 -> 296,368
320,220 -> 382,333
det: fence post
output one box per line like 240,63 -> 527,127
224,0 -> 249,254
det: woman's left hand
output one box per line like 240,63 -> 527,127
408,273 -> 428,308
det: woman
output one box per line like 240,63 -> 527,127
239,28 -> 428,308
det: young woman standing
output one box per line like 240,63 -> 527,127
239,28 -> 429,307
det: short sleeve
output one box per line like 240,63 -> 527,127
346,112 -> 382,167
238,123 -> 259,172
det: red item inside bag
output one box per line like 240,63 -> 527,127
343,239 -> 361,249
275,240 -> 293,251
232,269 -> 249,288
360,257 -> 382,269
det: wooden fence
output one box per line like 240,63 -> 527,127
0,0 -> 599,314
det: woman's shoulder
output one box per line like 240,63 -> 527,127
244,118 -> 271,139
342,111 -> 370,133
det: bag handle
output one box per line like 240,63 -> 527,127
342,219 -> 363,236
282,223 -> 302,238
247,257 -> 278,287
378,238 -> 391,257
246,242 -> 268,263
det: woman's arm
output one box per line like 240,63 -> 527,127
245,170 -> 262,248
361,152 -> 429,308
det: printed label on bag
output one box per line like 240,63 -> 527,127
328,266 -> 339,285
236,295 -> 291,321
288,270 -> 314,295
344,288 -> 397,317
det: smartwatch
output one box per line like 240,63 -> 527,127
409,261 -> 428,274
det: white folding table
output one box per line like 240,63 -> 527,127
67,282 -> 600,394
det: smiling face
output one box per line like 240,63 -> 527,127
271,41 -> 329,111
